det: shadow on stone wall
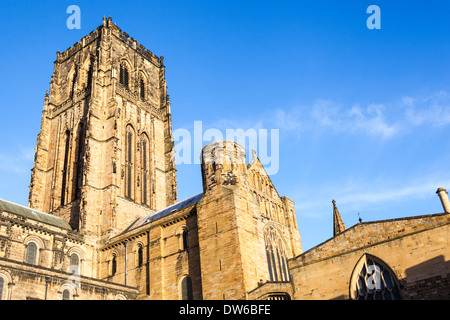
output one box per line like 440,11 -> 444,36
403,255 -> 450,300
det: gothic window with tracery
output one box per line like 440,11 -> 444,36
264,226 -> 290,282
351,254 -> 401,300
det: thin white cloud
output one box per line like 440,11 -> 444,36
338,180 -> 449,206
282,99 -> 399,139
0,146 -> 34,174
294,172 -> 450,220
187,89 -> 450,161
403,90 -> 450,127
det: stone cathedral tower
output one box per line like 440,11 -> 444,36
28,17 -> 177,240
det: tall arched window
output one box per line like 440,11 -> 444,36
70,67 -> 78,100
137,245 -> 143,268
86,61 -> 93,89
25,242 -> 38,265
264,225 -> 290,282
110,254 -> 117,276
74,122 -> 85,200
350,254 -> 401,300
70,253 -> 80,275
120,63 -> 129,89
140,78 -> 145,100
141,134 -> 150,206
181,230 -> 188,250
181,276 -> 193,300
60,130 -> 71,206
125,126 -> 135,200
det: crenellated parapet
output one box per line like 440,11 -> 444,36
56,28 -> 101,63
56,17 -> 162,67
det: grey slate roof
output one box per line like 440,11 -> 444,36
0,198 -> 72,230
122,193 -> 203,233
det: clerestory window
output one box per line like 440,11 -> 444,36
25,242 -> 38,265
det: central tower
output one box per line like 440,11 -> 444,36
28,17 -> 177,239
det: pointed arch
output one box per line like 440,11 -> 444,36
349,254 -> 401,300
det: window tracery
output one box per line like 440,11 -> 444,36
264,225 -> 290,282
351,254 -> 401,300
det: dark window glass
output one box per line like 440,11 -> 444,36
62,289 -> 70,300
61,131 -> 70,206
111,256 -> 117,276
140,78 -> 145,100
137,246 -> 143,267
126,131 -> 133,199
182,230 -> 188,250
26,242 -> 37,265
354,256 -> 401,300
181,276 -> 193,300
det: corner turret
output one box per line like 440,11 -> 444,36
200,140 -> 247,193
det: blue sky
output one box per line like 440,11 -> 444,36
0,1 -> 450,251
